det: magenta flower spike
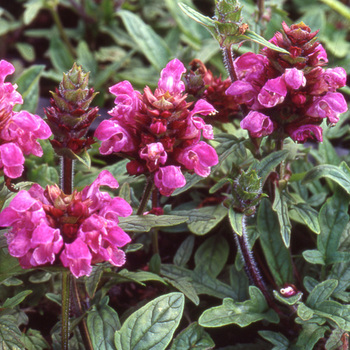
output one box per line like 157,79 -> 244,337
0,170 -> 132,278
95,58 -> 219,196
0,60 -> 52,178
226,22 -> 348,143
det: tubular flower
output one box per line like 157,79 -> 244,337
0,60 -> 51,178
95,59 -> 219,196
0,170 -> 132,278
226,22 -> 348,142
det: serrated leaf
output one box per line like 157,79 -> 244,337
170,322 -> 215,350
194,235 -> 229,278
317,190 -> 350,265
119,215 -> 188,232
85,265 -> 104,299
306,279 -> 338,309
198,286 -> 279,327
114,293 -> 184,350
255,150 -> 289,183
258,330 -> 289,350
174,235 -> 195,267
87,297 -> 121,350
188,205 -> 227,235
289,203 -> 320,234
228,207 -> 243,236
302,163 -> 350,194
14,65 -> 45,113
272,187 -> 292,247
257,199 -> 293,286
118,10 -> 171,70
0,315 -> 25,349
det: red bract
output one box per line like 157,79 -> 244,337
226,22 -> 348,143
0,170 -> 132,278
0,60 -> 52,178
95,59 -> 219,196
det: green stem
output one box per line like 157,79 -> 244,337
137,176 -> 154,215
49,6 -> 76,57
61,271 -> 71,350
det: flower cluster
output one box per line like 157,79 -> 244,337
226,22 -> 348,143
0,170 -> 132,278
94,59 -> 219,196
0,60 -> 51,178
184,59 -> 240,124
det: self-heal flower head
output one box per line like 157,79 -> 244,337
226,22 -> 348,143
95,59 -> 219,196
0,60 -> 51,178
0,170 -> 132,278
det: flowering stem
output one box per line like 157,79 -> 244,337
222,45 -> 237,82
60,157 -> 74,195
137,176 -> 154,215
234,216 -> 282,315
61,271 -> 71,350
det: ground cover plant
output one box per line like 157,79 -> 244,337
0,0 -> 350,349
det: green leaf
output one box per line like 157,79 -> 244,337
289,203 -> 320,234
161,264 -> 237,300
296,323 -> 328,350
317,190 -> 350,264
14,65 -> 45,113
2,290 -> 32,309
297,303 -> 314,321
272,187 -> 292,247
114,293 -> 184,350
198,286 -> 279,327
23,0 -> 45,25
87,297 -> 121,349
306,279 -> 338,309
0,249 -> 25,283
118,10 -> 171,70
49,35 -> 75,74
73,148 -> 91,169
273,290 -> 303,306
85,265 -> 104,299
119,215 -> 188,232
258,331 -> 289,350
325,327 -> 347,350
164,277 -> 199,305
21,328 -> 50,350
302,250 -> 325,265
15,42 -> 35,62
321,0 -> 350,20
242,30 -> 289,54
188,205 -> 227,235
315,300 -> 350,331
255,150 -> 289,184
77,41 -> 97,79
257,199 -> 293,286
116,270 -> 167,285
28,271 -> 52,283
170,322 -> 215,350
194,235 -> 229,278
0,315 -> 25,349
302,162 -> 350,195
174,235 -> 195,267
228,207 -> 243,236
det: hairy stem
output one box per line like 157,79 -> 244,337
222,45 -> 237,82
137,176 -> 154,215
234,216 -> 282,315
61,271 -> 71,350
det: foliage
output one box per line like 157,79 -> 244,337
0,0 -> 349,349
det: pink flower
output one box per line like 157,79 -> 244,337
240,111 -> 274,138
258,77 -> 287,108
154,166 -> 186,196
306,92 -> 348,124
95,58 -> 218,196
176,141 -> 219,177
0,60 -> 52,178
287,124 -> 323,143
0,170 -> 132,278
